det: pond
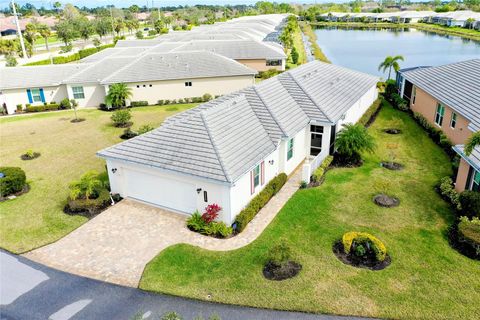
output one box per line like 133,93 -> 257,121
314,26 -> 480,78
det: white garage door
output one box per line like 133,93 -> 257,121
125,169 -> 197,214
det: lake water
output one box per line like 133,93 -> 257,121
314,27 -> 480,79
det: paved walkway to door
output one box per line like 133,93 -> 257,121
24,168 -> 303,287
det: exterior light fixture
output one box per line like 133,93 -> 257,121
269,160 -> 274,165
111,168 -> 117,174
196,188 -> 202,194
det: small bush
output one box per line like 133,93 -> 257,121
258,69 -> 281,80
458,216 -> 480,257
130,101 -> 149,107
342,232 -> 387,262
186,211 -> 206,231
357,98 -> 382,127
78,47 -> 98,59
111,109 -> 132,127
267,238 -> 292,266
161,312 -> 182,320
59,98 -> 72,109
157,100 -> 164,105
64,188 -> 111,217
234,173 -> 287,232
202,93 -> 213,102
135,30 -> 144,39
68,170 -> 106,200
201,203 -> 221,223
0,167 -> 27,197
186,210 -> 232,238
138,124 -> 154,135
16,104 -> 23,112
438,176 -> 461,210
164,99 -> 171,105
459,191 -> 480,219
412,112 -> 454,158
26,105 -> 46,113
21,149 -> 41,160
148,30 -> 157,36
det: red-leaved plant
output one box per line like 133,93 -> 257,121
201,203 -> 222,223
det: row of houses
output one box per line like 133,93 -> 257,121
397,59 -> 480,193
320,10 -> 480,29
0,14 -> 288,115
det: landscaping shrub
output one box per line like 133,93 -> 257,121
459,191 -> 480,219
148,30 -> 157,36
53,53 -> 80,64
138,124 -> 154,135
130,101 -> 149,107
258,69 -> 281,80
391,93 -> 408,111
263,238 -> 301,281
335,123 -> 376,165
0,167 -> 27,197
342,231 -> 387,262
312,155 -> 333,182
59,98 -> 72,109
78,47 -> 98,59
26,105 -> 46,112
202,93 -> 213,102
16,104 -> 23,112
202,203 -> 221,223
136,30 -> 144,39
357,98 -> 382,127
412,112 -> 454,158
438,176 -> 461,210
234,173 -> 287,232
186,207 -> 232,239
267,238 -> 292,266
458,216 -> 480,258
111,109 -> 132,127
21,149 -> 41,160
157,100 -> 165,106
64,188 -> 111,217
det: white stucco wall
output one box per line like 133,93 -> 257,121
278,127 -> 308,176
337,85 -> 378,128
66,83 -> 106,108
125,75 -> 255,105
105,159 -> 233,223
228,148 -> 280,224
1,85 -> 68,114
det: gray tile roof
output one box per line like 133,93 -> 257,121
0,64 -> 89,90
98,61 -> 379,184
80,47 -> 151,63
64,57 -> 133,84
453,145 -> 480,171
101,51 -> 257,85
172,40 -> 286,60
115,39 -> 163,47
403,59 -> 480,132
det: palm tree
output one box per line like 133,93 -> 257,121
69,171 -> 102,200
37,24 -> 51,52
465,132 -> 480,156
335,123 -> 376,164
106,83 -> 133,109
378,55 -> 404,80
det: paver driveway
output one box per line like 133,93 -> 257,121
24,168 -> 302,287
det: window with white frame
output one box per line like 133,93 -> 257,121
185,81 -> 192,87
253,164 -> 260,187
31,89 -> 42,102
266,59 -> 282,66
310,125 -> 323,156
450,112 -> 457,129
72,86 -> 85,99
287,138 -> 294,161
471,170 -> 480,192
434,103 -> 445,126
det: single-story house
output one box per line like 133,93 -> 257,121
453,145 -> 480,192
171,40 -> 287,71
0,51 -> 257,114
398,59 -> 480,192
97,61 -> 379,224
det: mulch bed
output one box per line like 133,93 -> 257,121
71,118 -> 86,123
381,162 -> 404,170
20,152 -> 41,160
120,130 -> 138,140
447,224 -> 480,261
263,261 -> 302,281
115,122 -> 133,128
0,184 -> 30,202
373,194 -> 400,208
383,128 -> 402,134
332,155 -> 363,168
332,241 -> 391,271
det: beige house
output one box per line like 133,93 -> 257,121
399,59 -> 480,192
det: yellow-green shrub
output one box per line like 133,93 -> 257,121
311,155 -> 333,182
342,231 -> 387,262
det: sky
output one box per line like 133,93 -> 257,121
1,0 -> 330,10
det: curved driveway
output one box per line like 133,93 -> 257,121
1,250 -> 367,320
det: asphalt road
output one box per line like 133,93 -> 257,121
0,250 -> 366,320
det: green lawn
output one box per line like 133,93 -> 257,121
0,104 -> 196,253
286,26 -> 307,69
140,105 -> 480,319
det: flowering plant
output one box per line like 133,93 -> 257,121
201,203 -> 222,223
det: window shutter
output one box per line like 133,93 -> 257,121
261,161 -> 265,185
26,89 -> 33,103
39,88 -> 45,103
250,170 -> 254,195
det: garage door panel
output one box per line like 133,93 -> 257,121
125,169 -> 196,214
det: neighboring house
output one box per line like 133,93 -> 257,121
97,61 -> 379,224
171,40 -> 287,71
0,51 -> 257,114
398,59 -> 480,192
453,145 -> 480,192
398,59 -> 480,146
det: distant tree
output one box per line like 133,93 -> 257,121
6,55 -> 18,67
55,20 -> 77,46
78,19 -> 94,43
23,23 -> 38,47
62,4 -> 80,20
129,4 -> 140,19
53,1 -> 62,12
37,24 -> 51,51
125,19 -> 139,34
291,46 -> 299,65
378,55 -> 404,80
94,18 -> 112,38
154,20 -> 165,34
106,83 -> 132,108
114,18 -> 125,36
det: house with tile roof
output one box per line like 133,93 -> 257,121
0,51 -> 256,114
398,59 -> 480,192
97,61 -> 379,224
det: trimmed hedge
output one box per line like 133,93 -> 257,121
438,176 -> 461,210
357,98 -> 382,127
412,112 -> 455,158
342,231 -> 387,262
24,44 -> 114,66
0,167 -> 27,197
26,103 -> 61,113
312,155 -> 333,182
130,101 -> 149,107
234,173 -> 287,232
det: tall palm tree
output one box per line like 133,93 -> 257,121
378,55 -> 404,80
106,83 -> 133,108
37,24 -> 51,52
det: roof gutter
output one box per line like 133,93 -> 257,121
453,145 -> 480,172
